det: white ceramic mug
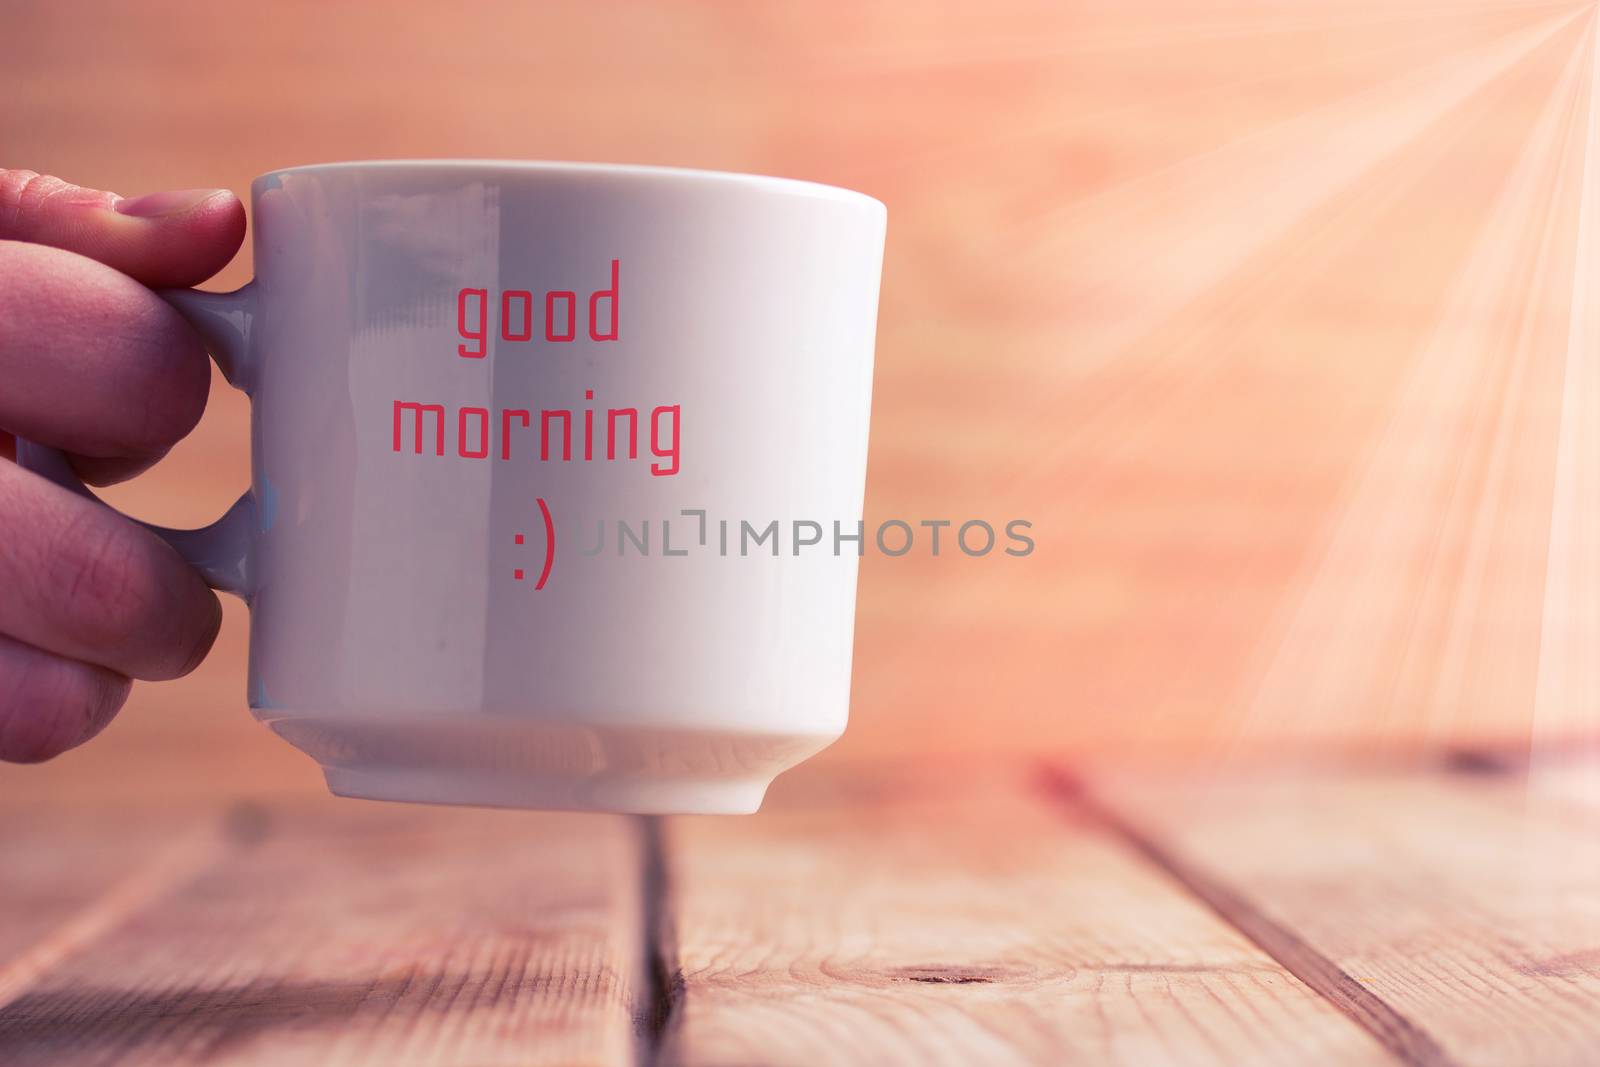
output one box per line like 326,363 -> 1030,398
20,160 -> 885,813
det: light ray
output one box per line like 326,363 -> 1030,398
1238,13 -> 1596,745
1534,2 -> 1600,751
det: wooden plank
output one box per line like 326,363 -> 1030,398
0,797 -> 645,1067
1072,763 -> 1600,1067
0,802 -> 233,989
662,765 -> 1389,1067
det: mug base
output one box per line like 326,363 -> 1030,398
323,763 -> 770,815
261,711 -> 840,815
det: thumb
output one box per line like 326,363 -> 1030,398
0,169 -> 245,289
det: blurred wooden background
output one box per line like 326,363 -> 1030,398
3,0 -> 1598,799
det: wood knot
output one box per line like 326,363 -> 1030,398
889,965 -> 1015,985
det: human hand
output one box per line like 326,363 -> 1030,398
0,170 -> 246,762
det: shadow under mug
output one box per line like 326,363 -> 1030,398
19,160 -> 886,814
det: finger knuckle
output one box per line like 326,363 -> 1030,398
0,169 -> 43,232
0,170 -> 71,234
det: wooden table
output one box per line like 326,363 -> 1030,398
5,751 -> 1598,1066
5,3 -> 1600,1062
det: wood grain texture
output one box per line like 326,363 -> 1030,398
0,798 -> 644,1067
661,766 -> 1389,1067
0,803 -> 231,994
1077,763 -> 1600,1067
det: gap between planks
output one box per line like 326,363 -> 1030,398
634,815 -> 683,1067
1037,765 -> 1455,1067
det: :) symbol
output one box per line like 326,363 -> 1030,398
514,498 -> 556,589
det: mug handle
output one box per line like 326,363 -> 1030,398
15,283 -> 261,598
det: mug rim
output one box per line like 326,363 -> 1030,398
255,158 -> 885,213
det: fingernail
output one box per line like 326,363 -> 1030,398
113,188 -> 227,218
